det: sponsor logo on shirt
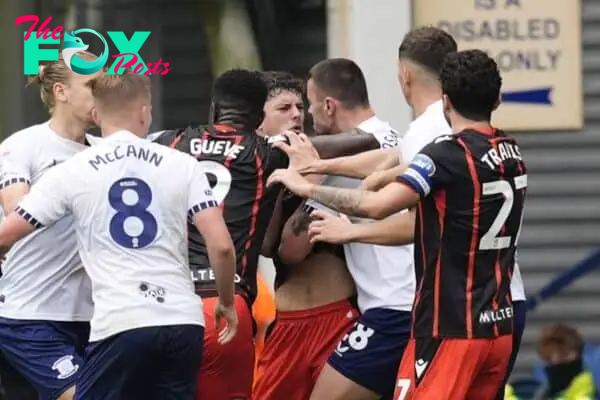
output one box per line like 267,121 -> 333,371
478,305 -> 514,324
139,282 -> 166,303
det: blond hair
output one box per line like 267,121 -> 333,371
26,51 -> 98,112
87,68 -> 151,113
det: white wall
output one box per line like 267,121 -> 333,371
327,0 -> 413,132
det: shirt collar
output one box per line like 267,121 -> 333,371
103,130 -> 139,142
357,115 -> 390,132
410,100 -> 443,128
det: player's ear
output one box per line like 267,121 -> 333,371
91,106 -> 100,126
399,61 -> 410,86
493,94 -> 501,111
442,94 -> 452,113
140,104 -> 150,129
53,81 -> 68,104
324,97 -> 335,117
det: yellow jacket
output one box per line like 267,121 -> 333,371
505,371 -> 595,400
556,371 -> 595,400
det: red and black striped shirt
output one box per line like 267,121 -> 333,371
155,125 -> 288,303
397,127 -> 527,339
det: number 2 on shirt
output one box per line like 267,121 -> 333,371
108,177 -> 158,249
479,174 -> 527,250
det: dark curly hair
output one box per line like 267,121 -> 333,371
212,68 -> 268,115
262,71 -> 304,99
398,26 -> 457,78
440,49 -> 502,121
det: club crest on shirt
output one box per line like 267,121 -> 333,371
411,154 -> 436,177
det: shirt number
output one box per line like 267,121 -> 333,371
108,177 -> 158,249
479,175 -> 527,250
197,160 -> 232,205
395,378 -> 411,400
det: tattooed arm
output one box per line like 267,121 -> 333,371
307,182 -> 419,220
267,168 -> 420,220
277,204 -> 317,264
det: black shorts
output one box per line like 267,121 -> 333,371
0,352 -> 37,400
75,325 -> 204,400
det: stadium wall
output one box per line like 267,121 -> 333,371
508,0 -> 600,376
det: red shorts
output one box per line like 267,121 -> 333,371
196,295 -> 255,400
394,335 -> 512,400
253,299 -> 359,400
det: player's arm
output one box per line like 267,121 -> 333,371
260,191 -> 285,258
272,130 -> 398,179
0,166 -> 70,257
276,174 -> 325,263
310,147 -> 399,179
267,172 -> 418,220
361,164 -> 408,191
277,202 -> 318,264
188,162 -> 236,307
268,136 -> 459,219
308,208 -> 415,246
310,129 -> 383,160
0,138 -> 34,215
0,213 -> 36,256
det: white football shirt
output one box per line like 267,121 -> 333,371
308,116 -> 415,313
0,122 -> 93,321
17,130 -> 214,341
402,100 -> 526,301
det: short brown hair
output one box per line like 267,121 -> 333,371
87,69 -> 151,112
308,58 -> 369,109
398,26 -> 457,77
26,51 -> 98,112
537,324 -> 583,362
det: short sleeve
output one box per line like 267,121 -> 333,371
303,198 -> 336,216
397,136 -> 463,198
0,136 -> 34,190
15,165 -> 70,228
261,135 -> 289,173
150,129 -> 180,146
187,161 -> 219,219
371,128 -> 403,149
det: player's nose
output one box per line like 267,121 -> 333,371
291,106 -> 301,119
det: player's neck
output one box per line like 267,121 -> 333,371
450,118 -> 493,134
100,123 -> 146,139
214,109 -> 261,132
337,107 -> 375,132
410,85 -> 442,118
49,113 -> 88,144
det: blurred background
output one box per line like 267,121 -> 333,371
1,0 -> 599,397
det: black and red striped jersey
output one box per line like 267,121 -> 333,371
155,124 -> 288,303
397,127 -> 527,339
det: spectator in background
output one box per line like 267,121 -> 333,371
537,324 -> 595,399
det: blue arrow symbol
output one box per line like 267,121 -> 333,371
501,88 -> 552,105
